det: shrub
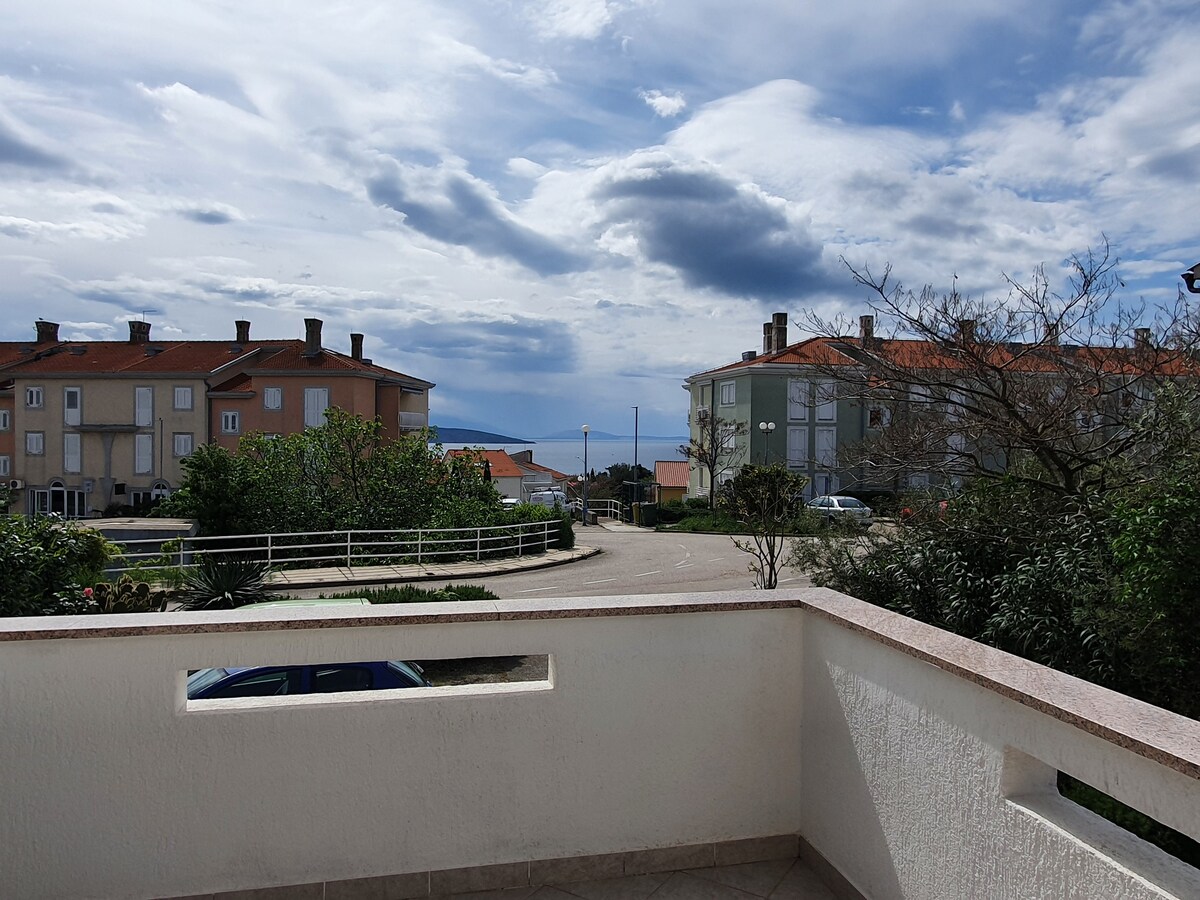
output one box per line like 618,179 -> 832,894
322,584 -> 499,604
0,515 -> 115,617
176,556 -> 273,610
91,574 -> 170,613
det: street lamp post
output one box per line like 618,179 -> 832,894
758,421 -> 776,464
581,424 -> 590,525
632,405 -> 639,500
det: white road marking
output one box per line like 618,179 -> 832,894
674,562 -> 693,569
583,578 -> 616,585
515,586 -> 560,594
708,557 -> 725,562
634,570 -> 661,577
778,577 -> 797,584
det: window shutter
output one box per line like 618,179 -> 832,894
788,379 -> 808,421
63,433 -> 81,473
304,388 -> 329,428
787,427 -> 808,467
135,387 -> 153,427
135,434 -> 153,474
64,388 -> 81,426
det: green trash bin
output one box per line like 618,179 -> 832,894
631,502 -> 642,525
641,504 -> 658,527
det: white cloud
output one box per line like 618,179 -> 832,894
639,89 -> 687,118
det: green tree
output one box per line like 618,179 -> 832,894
0,515 -> 114,616
720,464 -> 809,589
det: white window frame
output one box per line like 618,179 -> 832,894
815,426 -> 837,469
221,411 -> 241,435
816,380 -> 837,422
786,426 -> 808,470
25,431 -> 44,455
134,433 -> 153,475
173,386 -> 193,411
719,380 -> 736,406
262,387 -> 283,410
63,433 -> 81,474
63,387 -> 81,426
25,386 -> 44,409
173,432 -> 194,458
0,455 -> 9,477
135,386 -> 153,427
0,408 -> 9,431
787,379 -> 809,422
303,387 -> 329,428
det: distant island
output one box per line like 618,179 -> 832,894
537,429 -> 687,441
430,427 -> 533,444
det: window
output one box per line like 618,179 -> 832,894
868,406 -> 891,429
0,455 -> 8,477
816,380 -> 837,422
786,427 -> 808,469
63,433 -> 81,473
312,666 -> 374,693
173,433 -> 194,458
63,387 -> 81,426
25,386 -> 44,409
206,669 -> 301,699
303,387 -> 329,428
221,411 -> 240,434
719,423 -> 737,452
813,472 -> 839,496
815,427 -> 837,468
25,431 -> 44,455
135,387 -> 153,427
787,379 -> 809,421
719,380 -> 736,406
134,434 -> 153,474
909,473 -> 929,488
173,386 -> 193,410
0,409 -> 9,431
263,387 -> 282,410
38,481 -> 86,519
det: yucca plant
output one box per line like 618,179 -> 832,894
176,556 -> 273,610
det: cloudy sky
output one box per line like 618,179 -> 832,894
2,0 -> 1198,437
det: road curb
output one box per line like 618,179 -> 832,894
265,545 -> 603,591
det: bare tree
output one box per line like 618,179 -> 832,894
678,413 -> 749,508
800,242 -> 1200,496
720,464 -> 809,588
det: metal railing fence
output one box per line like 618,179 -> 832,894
108,519 -> 563,574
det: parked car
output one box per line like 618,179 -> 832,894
187,660 -> 431,699
805,495 -> 873,528
187,597 -> 433,699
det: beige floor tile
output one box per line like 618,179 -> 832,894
766,861 -> 836,900
648,872 -> 760,900
554,873 -> 669,900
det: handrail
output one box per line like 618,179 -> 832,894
106,519 -> 563,574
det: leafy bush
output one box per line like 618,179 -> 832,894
321,584 -> 499,603
176,557 -> 273,610
0,515 -> 115,617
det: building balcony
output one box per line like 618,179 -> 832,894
2,590 -> 1198,899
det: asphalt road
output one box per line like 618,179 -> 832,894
406,526 -> 812,599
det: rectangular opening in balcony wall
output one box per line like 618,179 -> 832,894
183,655 -> 553,711
1057,772 -> 1200,868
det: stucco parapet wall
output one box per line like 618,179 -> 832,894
3,586 -> 1198,780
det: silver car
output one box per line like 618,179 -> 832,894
805,495 -> 873,527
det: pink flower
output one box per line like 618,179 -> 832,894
83,587 -> 94,598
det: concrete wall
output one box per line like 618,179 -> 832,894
0,596 -> 804,900
800,602 -> 1200,900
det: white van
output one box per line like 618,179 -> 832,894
527,489 -> 569,510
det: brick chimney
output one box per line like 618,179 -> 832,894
762,322 -> 773,355
956,319 -> 976,344
128,320 -> 151,343
1134,328 -> 1152,351
303,318 -> 323,357
350,333 -> 364,361
859,315 -> 875,346
235,320 -> 251,343
35,320 -> 60,344
771,312 -> 788,353
1044,321 -> 1059,345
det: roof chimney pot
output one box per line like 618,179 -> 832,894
303,318 -> 323,357
35,320 -> 60,344
859,315 -> 875,346
956,319 -> 977,345
1134,327 -> 1152,351
128,320 -> 151,344
235,320 -> 251,343
350,333 -> 364,361
771,312 -> 788,353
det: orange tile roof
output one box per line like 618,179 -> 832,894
655,460 -> 690,488
444,448 -> 525,478
517,459 -> 570,480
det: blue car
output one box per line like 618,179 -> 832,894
187,660 -> 432,700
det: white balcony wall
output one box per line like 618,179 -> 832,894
0,597 -> 804,900
800,601 -> 1200,900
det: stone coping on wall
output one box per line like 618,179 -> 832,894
4,587 -> 1199,779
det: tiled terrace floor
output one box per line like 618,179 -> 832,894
448,858 -> 837,900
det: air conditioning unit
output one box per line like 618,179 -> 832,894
8,479 -> 24,490
696,406 -> 710,421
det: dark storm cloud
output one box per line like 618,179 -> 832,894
593,156 -> 834,300
178,207 -> 237,225
1141,145 -> 1200,183
382,316 -> 580,375
0,120 -> 66,169
366,163 -> 583,276
902,213 -> 986,240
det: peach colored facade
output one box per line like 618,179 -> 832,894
0,318 -> 433,517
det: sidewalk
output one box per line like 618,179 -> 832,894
266,543 -> 602,591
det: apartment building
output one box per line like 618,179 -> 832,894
0,318 -> 433,518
